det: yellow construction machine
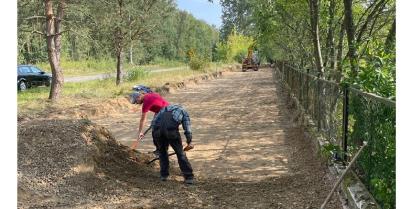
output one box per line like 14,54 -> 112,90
242,47 -> 260,72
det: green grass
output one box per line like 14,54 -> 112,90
17,63 -> 236,114
36,58 -> 120,77
36,58 -> 187,77
149,57 -> 187,68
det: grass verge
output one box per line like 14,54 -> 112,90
18,63 -> 236,115
36,58 -> 187,77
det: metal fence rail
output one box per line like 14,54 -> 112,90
273,61 -> 396,209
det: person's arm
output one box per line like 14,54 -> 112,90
130,111 -> 147,150
138,112 -> 148,137
181,109 -> 193,149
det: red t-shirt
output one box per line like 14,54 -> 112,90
141,93 -> 169,113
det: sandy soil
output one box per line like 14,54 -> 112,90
18,67 -> 343,209
93,68 -> 343,208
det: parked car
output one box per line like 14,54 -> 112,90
17,65 -> 52,91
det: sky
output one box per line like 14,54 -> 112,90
176,0 -> 222,28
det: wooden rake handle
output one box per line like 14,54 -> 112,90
146,145 -> 193,164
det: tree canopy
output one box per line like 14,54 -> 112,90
18,0 -> 219,66
219,0 -> 395,97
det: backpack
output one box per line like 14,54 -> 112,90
132,85 -> 152,93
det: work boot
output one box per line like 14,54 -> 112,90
160,176 -> 168,181
184,178 -> 194,185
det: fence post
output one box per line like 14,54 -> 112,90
342,85 -> 349,162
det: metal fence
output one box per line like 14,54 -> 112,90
273,61 -> 395,209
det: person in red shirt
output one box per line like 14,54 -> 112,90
129,91 -> 169,155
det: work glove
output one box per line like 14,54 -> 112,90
184,143 -> 194,151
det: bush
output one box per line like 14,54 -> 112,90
234,51 -> 246,63
189,56 -> 209,71
126,67 -> 150,81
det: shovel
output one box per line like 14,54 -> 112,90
130,127 -> 152,150
146,145 -> 194,164
129,127 -> 152,160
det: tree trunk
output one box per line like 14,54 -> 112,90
335,19 -> 345,83
356,0 -> 387,45
46,0 -> 65,102
129,44 -> 133,64
70,34 -> 78,60
23,42 -> 31,64
384,19 -> 396,53
54,0 -> 65,63
324,0 -> 336,74
115,28 -> 124,85
343,0 -> 359,77
309,0 -> 324,77
116,49 -> 123,85
115,0 -> 124,86
128,11 -> 134,65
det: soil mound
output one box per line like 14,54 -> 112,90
18,119 -> 155,208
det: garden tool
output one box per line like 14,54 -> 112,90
129,127 -> 152,158
146,144 -> 194,164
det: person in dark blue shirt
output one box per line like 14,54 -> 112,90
151,104 -> 194,184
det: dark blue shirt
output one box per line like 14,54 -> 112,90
152,104 -> 192,143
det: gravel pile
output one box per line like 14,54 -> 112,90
18,119 -> 155,208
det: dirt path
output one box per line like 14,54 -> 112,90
92,68 -> 343,208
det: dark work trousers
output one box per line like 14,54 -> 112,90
153,112 -> 193,179
151,130 -> 160,151
151,113 -> 160,151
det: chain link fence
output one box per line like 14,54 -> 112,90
273,61 -> 395,209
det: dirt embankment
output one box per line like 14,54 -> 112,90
18,68 -> 343,209
18,119 -> 162,208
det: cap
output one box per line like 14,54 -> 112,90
129,92 -> 141,104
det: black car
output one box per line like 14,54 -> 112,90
18,65 -> 52,91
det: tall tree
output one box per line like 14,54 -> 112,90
95,0 -> 174,85
18,0 -> 49,64
343,0 -> 359,77
45,0 -> 66,101
335,19 -> 345,82
384,19 -> 395,52
308,0 -> 324,77
323,0 -> 337,71
219,0 -> 253,40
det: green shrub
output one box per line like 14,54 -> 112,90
189,56 -> 209,71
126,67 -> 150,81
234,51 -> 246,63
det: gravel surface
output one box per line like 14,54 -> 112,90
18,68 -> 343,209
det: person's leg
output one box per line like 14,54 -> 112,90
151,112 -> 162,155
152,130 -> 160,156
168,130 -> 194,180
155,129 -> 170,179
